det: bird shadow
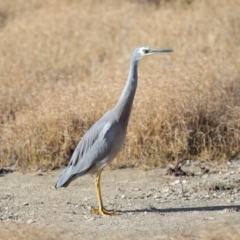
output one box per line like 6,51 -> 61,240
119,205 -> 240,214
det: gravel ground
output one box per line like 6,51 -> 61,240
0,161 -> 240,239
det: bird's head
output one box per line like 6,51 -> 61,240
133,46 -> 173,62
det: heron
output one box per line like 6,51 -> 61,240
55,46 -> 173,216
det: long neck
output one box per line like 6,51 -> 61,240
115,57 -> 139,129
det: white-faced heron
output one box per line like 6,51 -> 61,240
55,46 -> 173,216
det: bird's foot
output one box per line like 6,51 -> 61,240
91,207 -> 118,216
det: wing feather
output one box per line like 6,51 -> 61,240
55,115 -> 114,188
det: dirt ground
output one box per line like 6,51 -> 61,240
1,161 -> 240,239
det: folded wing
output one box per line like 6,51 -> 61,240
55,117 -> 112,188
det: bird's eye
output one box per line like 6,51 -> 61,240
143,49 -> 149,54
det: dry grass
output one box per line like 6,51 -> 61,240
0,0 -> 239,170
1,223 -> 240,240
0,224 -> 72,240
164,223 -> 240,240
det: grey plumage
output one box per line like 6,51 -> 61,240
55,46 -> 173,216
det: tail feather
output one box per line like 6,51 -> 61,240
55,167 -> 75,189
55,167 -> 89,189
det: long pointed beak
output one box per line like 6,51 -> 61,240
150,49 -> 173,54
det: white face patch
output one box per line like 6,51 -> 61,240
138,46 -> 150,58
138,46 -> 151,60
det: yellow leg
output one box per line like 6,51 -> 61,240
91,170 -> 117,216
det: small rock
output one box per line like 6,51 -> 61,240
205,217 -> 215,220
162,188 -> 169,193
185,160 -> 192,166
171,180 -> 180,185
233,188 -> 239,194
26,219 -> 36,224
146,193 -> 152,198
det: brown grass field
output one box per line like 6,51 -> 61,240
0,0 -> 240,170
